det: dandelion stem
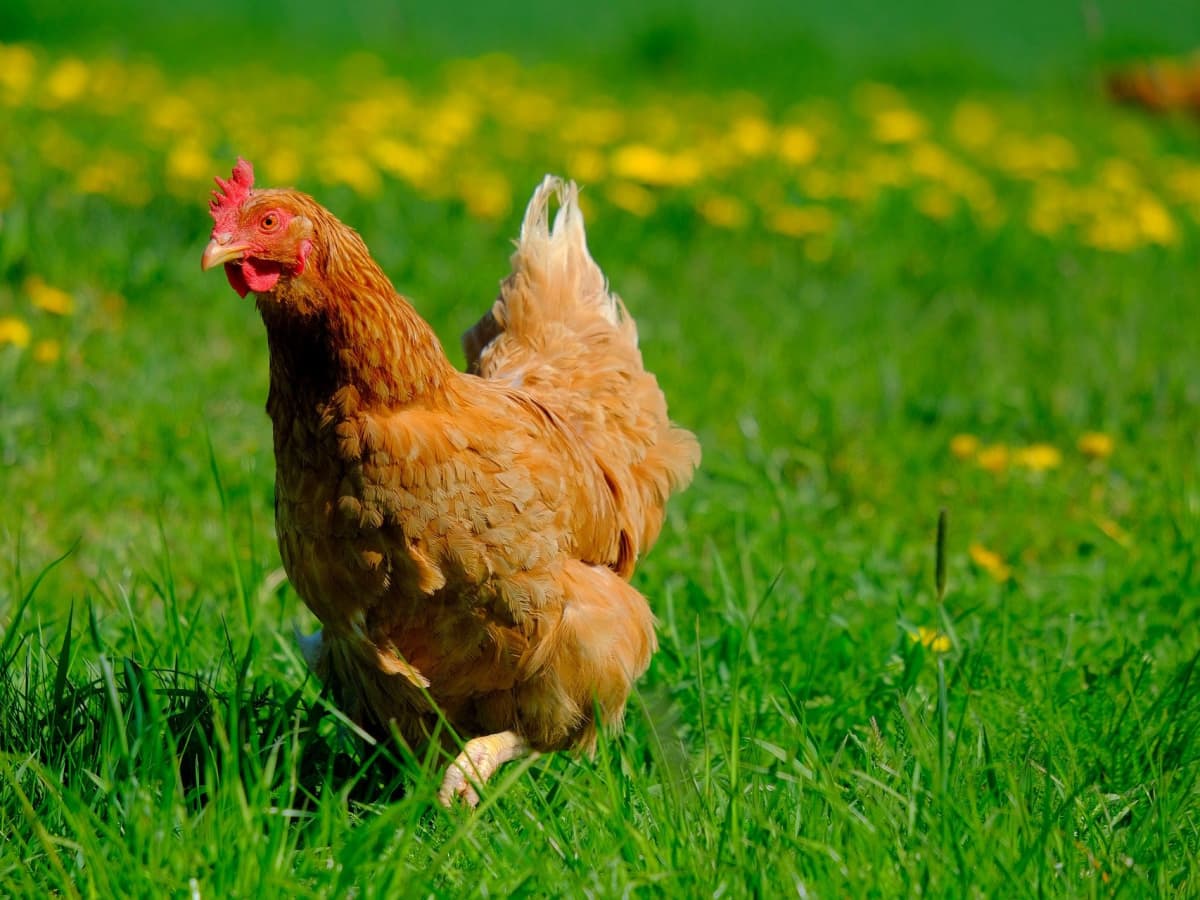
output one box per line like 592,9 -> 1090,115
935,508 -> 948,604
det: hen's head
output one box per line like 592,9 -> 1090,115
201,158 -> 316,298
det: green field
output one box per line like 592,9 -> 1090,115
2,2 -> 1200,895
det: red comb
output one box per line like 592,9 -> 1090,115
209,158 -> 255,230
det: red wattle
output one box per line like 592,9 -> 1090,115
241,258 -> 283,294
224,262 -> 250,298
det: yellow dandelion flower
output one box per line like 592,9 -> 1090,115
767,205 -> 834,238
370,139 -> 433,186
319,153 -> 381,197
76,164 -> 119,197
1098,158 -> 1141,194
33,339 -> 60,363
976,444 -> 1009,473
611,144 -> 702,187
1165,162 -> 1200,205
949,434 -> 980,459
567,148 -> 607,184
264,146 -> 304,186
343,96 -> 397,135
697,195 -> 749,229
909,626 -> 952,653
1134,198 -> 1177,246
1077,432 -> 1114,460
950,100 -> 997,150
26,276 -> 74,316
778,125 -> 818,166
43,58 -> 89,106
0,44 -> 37,105
562,107 -> 625,145
73,150 -> 149,205
1028,197 -> 1066,237
147,94 -> 198,136
731,116 -> 772,157
0,317 -> 31,348
1013,443 -> 1062,472
995,135 -> 1077,178
969,543 -> 1012,582
458,171 -> 511,221
907,142 -> 951,179
1084,215 -> 1140,252
872,108 -> 926,144
1037,135 -> 1077,171
915,185 -> 957,221
508,88 -> 556,131
422,98 -> 478,148
166,141 -> 214,184
606,181 -> 656,217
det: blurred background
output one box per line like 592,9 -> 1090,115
4,0 -> 1199,83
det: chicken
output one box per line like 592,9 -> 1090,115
1106,54 -> 1200,116
201,160 -> 699,806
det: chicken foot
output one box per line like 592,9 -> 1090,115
438,730 -> 532,808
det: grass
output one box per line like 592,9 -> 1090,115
2,3 -> 1200,896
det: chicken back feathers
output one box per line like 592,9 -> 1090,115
210,165 -> 699,755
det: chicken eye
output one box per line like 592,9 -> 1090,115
261,213 -> 280,231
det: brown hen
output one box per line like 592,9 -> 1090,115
201,160 -> 699,805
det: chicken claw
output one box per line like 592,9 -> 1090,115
438,731 -> 531,808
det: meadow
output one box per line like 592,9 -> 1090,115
2,2 -> 1200,896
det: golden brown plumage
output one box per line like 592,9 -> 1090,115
202,162 -> 699,804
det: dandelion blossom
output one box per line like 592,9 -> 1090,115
767,205 -> 834,238
26,276 -> 74,315
44,58 -> 89,105
1134,198 -> 1177,245
1077,432 -> 1114,459
909,626 -> 951,653
697,195 -> 748,229
33,339 -> 60,363
606,182 -> 656,217
976,444 -> 1009,473
969,543 -> 1012,582
950,100 -> 997,150
778,125 -> 818,166
611,144 -> 702,187
0,317 -> 31,348
949,434 -> 980,459
872,108 -> 925,144
1014,443 -> 1062,472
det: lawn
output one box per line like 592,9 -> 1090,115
2,2 -> 1200,896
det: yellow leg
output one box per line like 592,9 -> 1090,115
437,731 -> 531,808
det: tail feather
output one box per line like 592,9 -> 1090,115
463,176 -> 627,374
516,175 -> 622,329
462,174 -> 700,568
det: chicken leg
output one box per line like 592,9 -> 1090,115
438,731 -> 531,808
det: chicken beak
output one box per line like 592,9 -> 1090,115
201,238 -> 250,271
